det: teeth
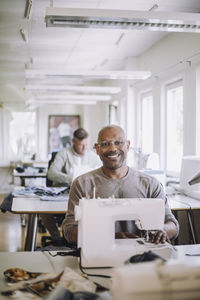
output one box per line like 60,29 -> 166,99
108,154 -> 118,158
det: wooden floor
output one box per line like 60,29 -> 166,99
0,194 -> 48,252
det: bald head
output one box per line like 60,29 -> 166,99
97,125 -> 126,143
95,125 -> 130,174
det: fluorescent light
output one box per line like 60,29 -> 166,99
26,99 -> 97,105
25,84 -> 121,94
32,94 -> 111,101
25,69 -> 151,80
45,7 -> 200,33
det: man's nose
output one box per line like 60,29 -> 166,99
107,141 -> 117,150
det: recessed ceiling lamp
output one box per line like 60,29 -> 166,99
26,99 -> 97,105
45,7 -> 200,33
25,70 -> 151,80
33,94 -> 111,101
25,84 -> 121,94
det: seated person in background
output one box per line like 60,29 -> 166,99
62,125 -> 179,246
47,127 -> 101,186
41,128 -> 101,246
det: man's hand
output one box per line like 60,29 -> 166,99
149,230 -> 171,244
115,232 -> 140,239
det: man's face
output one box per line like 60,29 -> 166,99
73,138 -> 88,155
95,127 -> 130,170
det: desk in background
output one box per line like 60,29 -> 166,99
168,193 -> 200,244
13,169 -> 47,187
11,192 -> 200,250
11,194 -> 68,251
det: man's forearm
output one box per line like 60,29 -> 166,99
63,224 -> 78,245
164,221 -> 178,240
47,168 -> 72,185
70,226 -> 78,245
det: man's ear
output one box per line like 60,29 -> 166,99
94,143 -> 100,155
126,140 -> 131,150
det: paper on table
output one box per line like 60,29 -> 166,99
40,195 -> 68,201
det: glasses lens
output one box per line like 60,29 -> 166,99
99,140 -> 124,148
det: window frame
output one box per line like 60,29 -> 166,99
139,90 -> 154,154
164,79 -> 183,177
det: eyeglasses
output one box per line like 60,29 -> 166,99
98,140 -> 125,149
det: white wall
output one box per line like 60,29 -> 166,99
82,102 -> 108,145
0,97 -> 113,164
123,33 -> 200,169
37,102 -> 108,160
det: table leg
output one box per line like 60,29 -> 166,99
24,214 -> 38,251
172,210 -> 179,245
20,177 -> 25,186
187,210 -> 197,244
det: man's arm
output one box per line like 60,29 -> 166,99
150,179 -> 179,243
62,179 -> 83,245
47,150 -> 72,186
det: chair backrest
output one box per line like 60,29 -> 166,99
46,152 -> 58,187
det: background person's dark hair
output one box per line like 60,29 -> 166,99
73,128 -> 88,140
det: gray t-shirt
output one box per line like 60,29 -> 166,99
62,167 -> 179,243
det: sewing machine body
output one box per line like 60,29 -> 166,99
75,197 -> 172,268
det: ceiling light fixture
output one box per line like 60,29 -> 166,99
32,94 -> 111,101
25,69 -> 151,80
45,7 -> 200,33
25,84 -> 121,94
26,99 -> 97,105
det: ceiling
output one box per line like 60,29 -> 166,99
1,0 -> 200,108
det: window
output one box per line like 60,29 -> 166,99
109,102 -> 118,125
140,92 -> 153,154
9,112 -> 36,160
165,82 -> 183,175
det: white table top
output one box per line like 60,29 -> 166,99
0,245 -> 200,299
11,192 -> 200,215
12,196 -> 68,214
168,193 -> 200,210
0,252 -> 80,299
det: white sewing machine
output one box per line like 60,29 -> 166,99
75,197 -> 174,268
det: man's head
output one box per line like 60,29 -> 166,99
94,125 -> 130,171
72,128 -> 89,155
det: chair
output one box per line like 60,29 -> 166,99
46,151 -> 58,187
40,152 -> 66,247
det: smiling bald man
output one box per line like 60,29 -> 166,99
62,125 -> 179,246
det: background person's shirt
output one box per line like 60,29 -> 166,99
47,146 -> 101,187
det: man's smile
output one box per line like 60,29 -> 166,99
104,152 -> 120,160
